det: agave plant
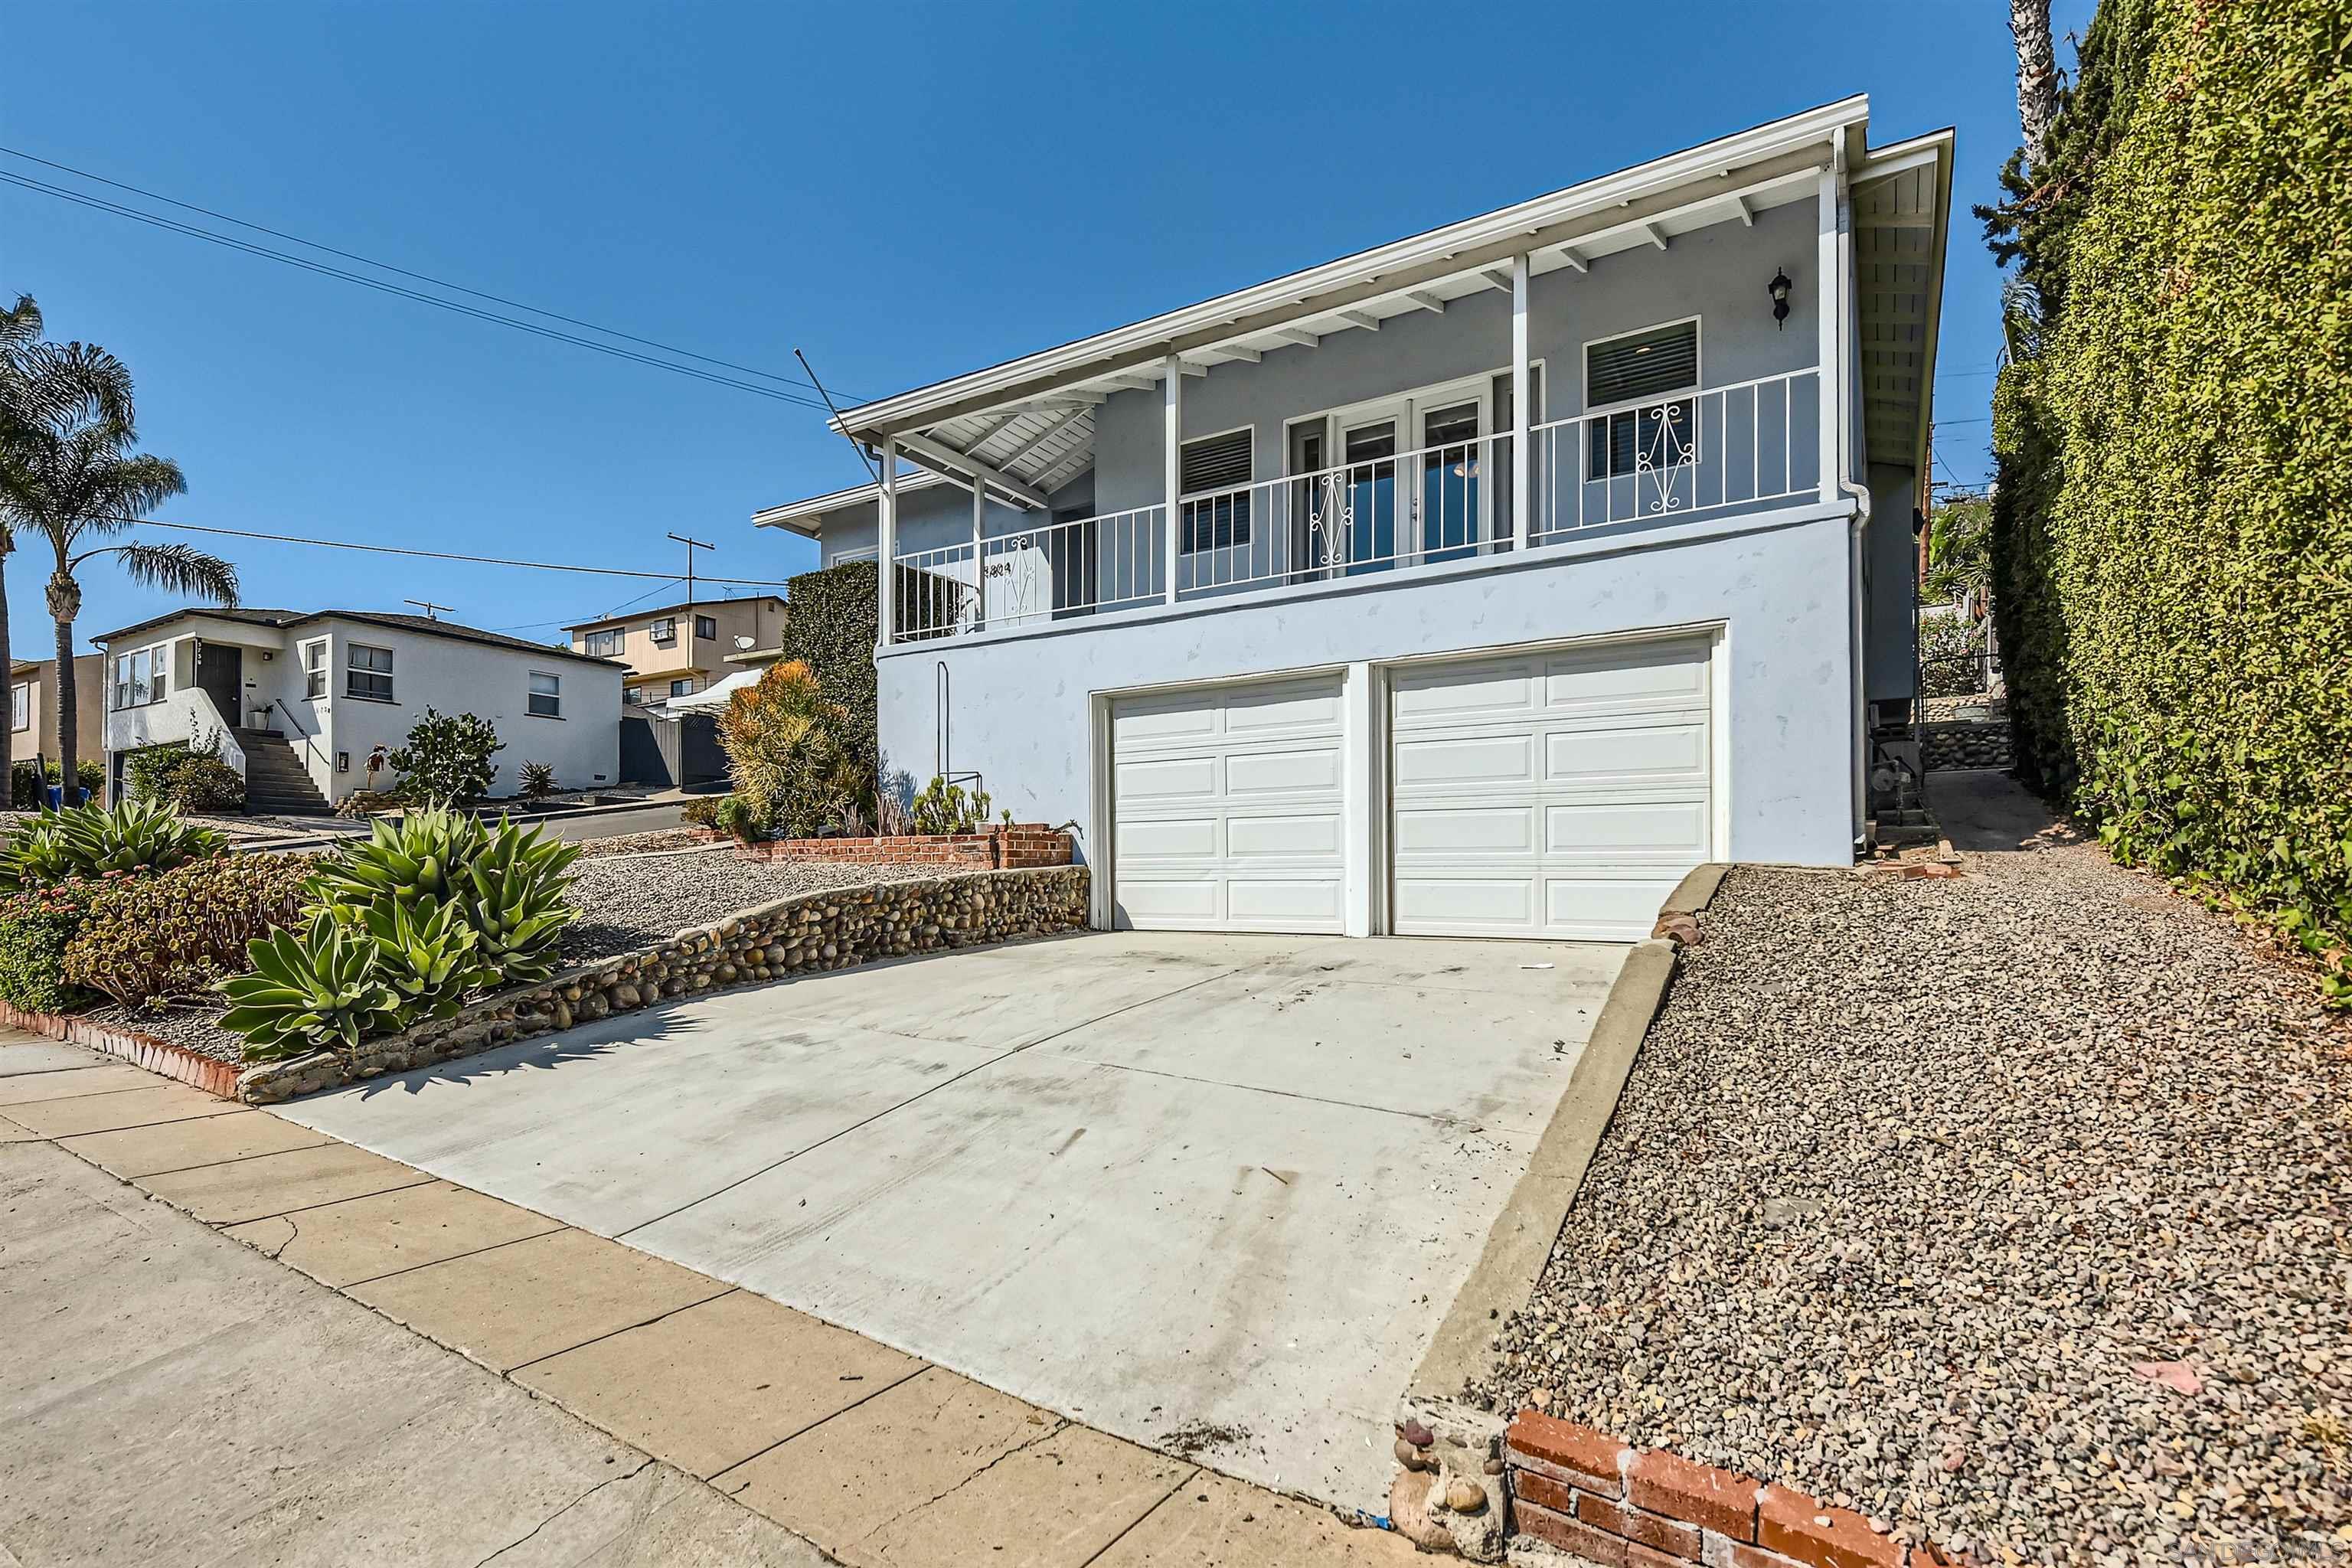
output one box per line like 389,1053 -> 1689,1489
305,808 -> 488,916
451,815 -> 583,986
0,798 -> 227,891
218,912 -> 406,1060
361,897 -> 481,1022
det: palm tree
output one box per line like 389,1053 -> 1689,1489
0,344 -> 234,805
0,299 -> 139,805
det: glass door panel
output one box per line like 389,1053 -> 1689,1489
1341,417 -> 1398,575
1419,401 -> 1481,564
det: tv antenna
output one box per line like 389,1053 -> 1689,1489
403,598 -> 452,620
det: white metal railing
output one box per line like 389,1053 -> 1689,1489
892,505 -> 1165,641
883,367 -> 1819,645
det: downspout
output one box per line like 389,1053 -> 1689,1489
1828,132 -> 1873,850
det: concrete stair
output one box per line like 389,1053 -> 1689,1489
235,730 -> 332,816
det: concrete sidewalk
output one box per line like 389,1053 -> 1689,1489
0,1031 -> 1416,1567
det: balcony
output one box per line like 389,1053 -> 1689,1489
885,367 -> 1820,645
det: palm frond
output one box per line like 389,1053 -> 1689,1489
4,341 -> 134,432
100,542 -> 239,606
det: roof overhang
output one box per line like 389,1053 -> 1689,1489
751,468 -> 952,537
832,96 -> 1869,446
1851,126 -> 1957,484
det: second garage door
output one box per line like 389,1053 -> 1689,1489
1389,636 -> 1714,941
1109,675 -> 1348,933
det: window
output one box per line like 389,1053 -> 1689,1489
1179,428 -> 1253,553
110,645 -> 167,710
583,628 -> 622,658
528,671 -> 562,718
648,616 -> 678,643
668,678 -> 694,698
346,643 -> 395,702
300,639 -> 329,700
694,615 -> 718,641
9,681 -> 28,732
624,686 -> 644,705
1585,320 -> 1699,481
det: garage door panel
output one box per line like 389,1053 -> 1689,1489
1541,799 -> 1710,857
1544,877 -> 1684,939
1116,754 -> 1219,805
1225,745 -> 1342,797
1391,733 -> 1537,790
1391,638 -> 1714,942
1227,812 -> 1344,858
1392,805 -> 1538,854
1112,675 -> 1347,936
1543,722 -> 1707,786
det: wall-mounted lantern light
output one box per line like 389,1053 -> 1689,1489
1768,270 -> 1793,329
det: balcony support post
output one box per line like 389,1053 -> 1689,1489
1162,355 -> 1182,603
1816,165 -> 1840,505
1511,253 -> 1530,546
877,436 -> 897,648
971,477 -> 986,632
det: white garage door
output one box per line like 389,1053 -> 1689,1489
1109,675 -> 1348,933
1389,637 -> 1713,941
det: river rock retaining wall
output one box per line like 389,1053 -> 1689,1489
1920,720 -> 2013,772
726,825 -> 1072,871
238,865 -> 1090,1104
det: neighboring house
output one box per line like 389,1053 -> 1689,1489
8,655 -> 103,769
96,608 -> 626,812
756,96 -> 1952,942
565,595 -> 786,706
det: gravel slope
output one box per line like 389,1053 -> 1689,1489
1468,789 -> 2351,1565
560,852 -> 946,959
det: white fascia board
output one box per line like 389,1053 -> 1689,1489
835,96 -> 1870,438
751,468 -> 952,534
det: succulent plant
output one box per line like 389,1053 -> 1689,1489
360,896 -> 481,1021
219,912 -> 406,1059
0,799 -> 228,892
449,815 -> 582,986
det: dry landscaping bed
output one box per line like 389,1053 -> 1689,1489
1468,831 -> 2352,1564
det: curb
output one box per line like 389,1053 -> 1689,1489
0,999 -> 240,1099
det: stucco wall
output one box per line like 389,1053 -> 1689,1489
1863,462 -> 1920,704
877,505 -> 1858,887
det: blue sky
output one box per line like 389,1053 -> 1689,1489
2,0 -> 2091,663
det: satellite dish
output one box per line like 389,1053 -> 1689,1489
733,635 -> 756,651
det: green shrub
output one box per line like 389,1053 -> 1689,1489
389,709 -> 504,806
518,760 -> 558,801
715,661 -> 857,838
219,913 -> 404,1060
126,734 -> 246,814
910,776 -> 993,835
0,879 -> 110,1013
713,794 -> 759,842
782,561 -> 878,782
0,799 -> 228,893
1917,613 -> 1989,699
306,808 -> 580,988
7,760 -> 100,809
680,796 -> 721,829
1984,0 -> 2352,1002
61,854 -> 314,1007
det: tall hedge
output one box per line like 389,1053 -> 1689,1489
782,561 -> 879,779
1988,0 -> 2351,1000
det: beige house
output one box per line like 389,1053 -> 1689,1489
564,596 -> 784,706
8,655 -> 103,770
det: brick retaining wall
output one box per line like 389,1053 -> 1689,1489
0,999 -> 240,1098
727,825 -> 1073,871
238,865 -> 1089,1104
1504,1410 -> 1945,1568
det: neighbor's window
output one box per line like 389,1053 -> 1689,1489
300,639 -> 329,701
648,616 -> 678,643
9,681 -> 27,733
110,645 -> 167,710
346,643 -> 395,702
1179,427 -> 1253,553
623,685 -> 644,704
583,627 -> 622,658
668,677 -> 694,698
528,671 -> 562,718
1585,320 -> 1699,481
694,615 -> 717,640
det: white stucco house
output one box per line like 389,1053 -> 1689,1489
755,96 -> 1952,941
96,607 -> 626,811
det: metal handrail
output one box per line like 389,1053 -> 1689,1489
271,697 -> 330,775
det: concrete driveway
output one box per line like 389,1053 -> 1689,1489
274,930 -> 1625,1511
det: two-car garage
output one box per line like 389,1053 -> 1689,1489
1106,633 -> 1717,943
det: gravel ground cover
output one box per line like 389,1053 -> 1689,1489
84,1001 -> 247,1065
575,827 -> 707,858
1468,792 -> 2352,1565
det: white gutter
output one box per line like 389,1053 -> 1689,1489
1828,132 -> 1875,848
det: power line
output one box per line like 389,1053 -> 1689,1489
0,170 -> 837,410
0,143 -> 861,403
109,514 -> 799,586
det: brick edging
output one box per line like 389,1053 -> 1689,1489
0,999 -> 240,1099
1504,1410 -> 1957,1568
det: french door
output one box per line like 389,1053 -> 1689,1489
1298,378 -> 1491,577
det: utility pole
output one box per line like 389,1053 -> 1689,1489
403,598 -> 452,621
667,532 -> 715,609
